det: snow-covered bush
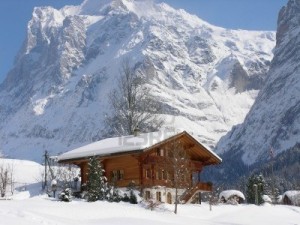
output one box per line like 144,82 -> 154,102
129,190 -> 138,204
59,188 -> 72,202
120,190 -> 138,204
106,186 -> 122,203
125,181 -> 138,204
122,193 -> 130,202
262,195 -> 272,204
143,199 -> 161,211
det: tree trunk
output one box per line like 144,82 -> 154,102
174,187 -> 178,214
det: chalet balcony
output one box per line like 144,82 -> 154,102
143,178 -> 170,187
143,155 -> 204,173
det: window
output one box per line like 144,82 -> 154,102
154,169 -> 167,180
145,169 -> 152,179
167,171 -> 174,181
145,191 -> 151,200
166,171 -> 170,180
156,149 -> 160,156
156,149 -> 164,156
167,192 -> 172,204
162,170 -> 167,180
118,170 -> 124,180
156,191 -> 161,202
111,169 -> 124,181
156,171 -> 160,180
165,149 -> 170,157
111,171 -> 117,181
160,149 -> 164,156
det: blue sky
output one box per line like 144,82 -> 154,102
0,0 -> 287,83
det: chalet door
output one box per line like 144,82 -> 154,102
145,191 -> 151,200
167,192 -> 172,204
156,192 -> 161,202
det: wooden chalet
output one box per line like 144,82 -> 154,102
58,130 -> 222,203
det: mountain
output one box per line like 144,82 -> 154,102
212,0 -> 300,182
0,0 -> 275,161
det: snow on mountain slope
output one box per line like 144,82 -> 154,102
0,158 -> 43,184
0,0 -> 275,161
216,0 -> 300,165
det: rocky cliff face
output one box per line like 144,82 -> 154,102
216,0 -> 300,165
0,0 -> 275,161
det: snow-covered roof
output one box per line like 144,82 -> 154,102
282,191 -> 300,205
58,130 -> 222,162
219,190 -> 245,200
58,130 -> 178,161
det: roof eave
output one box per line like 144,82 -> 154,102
58,148 -> 143,164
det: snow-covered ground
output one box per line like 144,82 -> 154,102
1,197 -> 300,225
0,158 -> 299,225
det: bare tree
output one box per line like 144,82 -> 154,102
53,164 -> 79,190
163,140 -> 191,214
9,165 -> 15,196
0,164 -> 13,197
105,58 -> 164,136
38,155 -> 79,194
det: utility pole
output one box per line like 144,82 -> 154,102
253,184 -> 258,205
270,146 -> 275,204
43,151 -> 48,190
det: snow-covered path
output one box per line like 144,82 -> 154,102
0,197 -> 299,225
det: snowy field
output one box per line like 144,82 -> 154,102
0,158 -> 299,225
1,197 -> 300,225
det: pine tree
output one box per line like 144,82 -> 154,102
263,177 -> 280,203
246,174 -> 265,205
86,157 -> 107,202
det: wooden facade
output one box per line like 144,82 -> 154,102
58,131 -> 221,202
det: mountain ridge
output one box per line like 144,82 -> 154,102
0,0 -> 275,161
216,0 -> 300,165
